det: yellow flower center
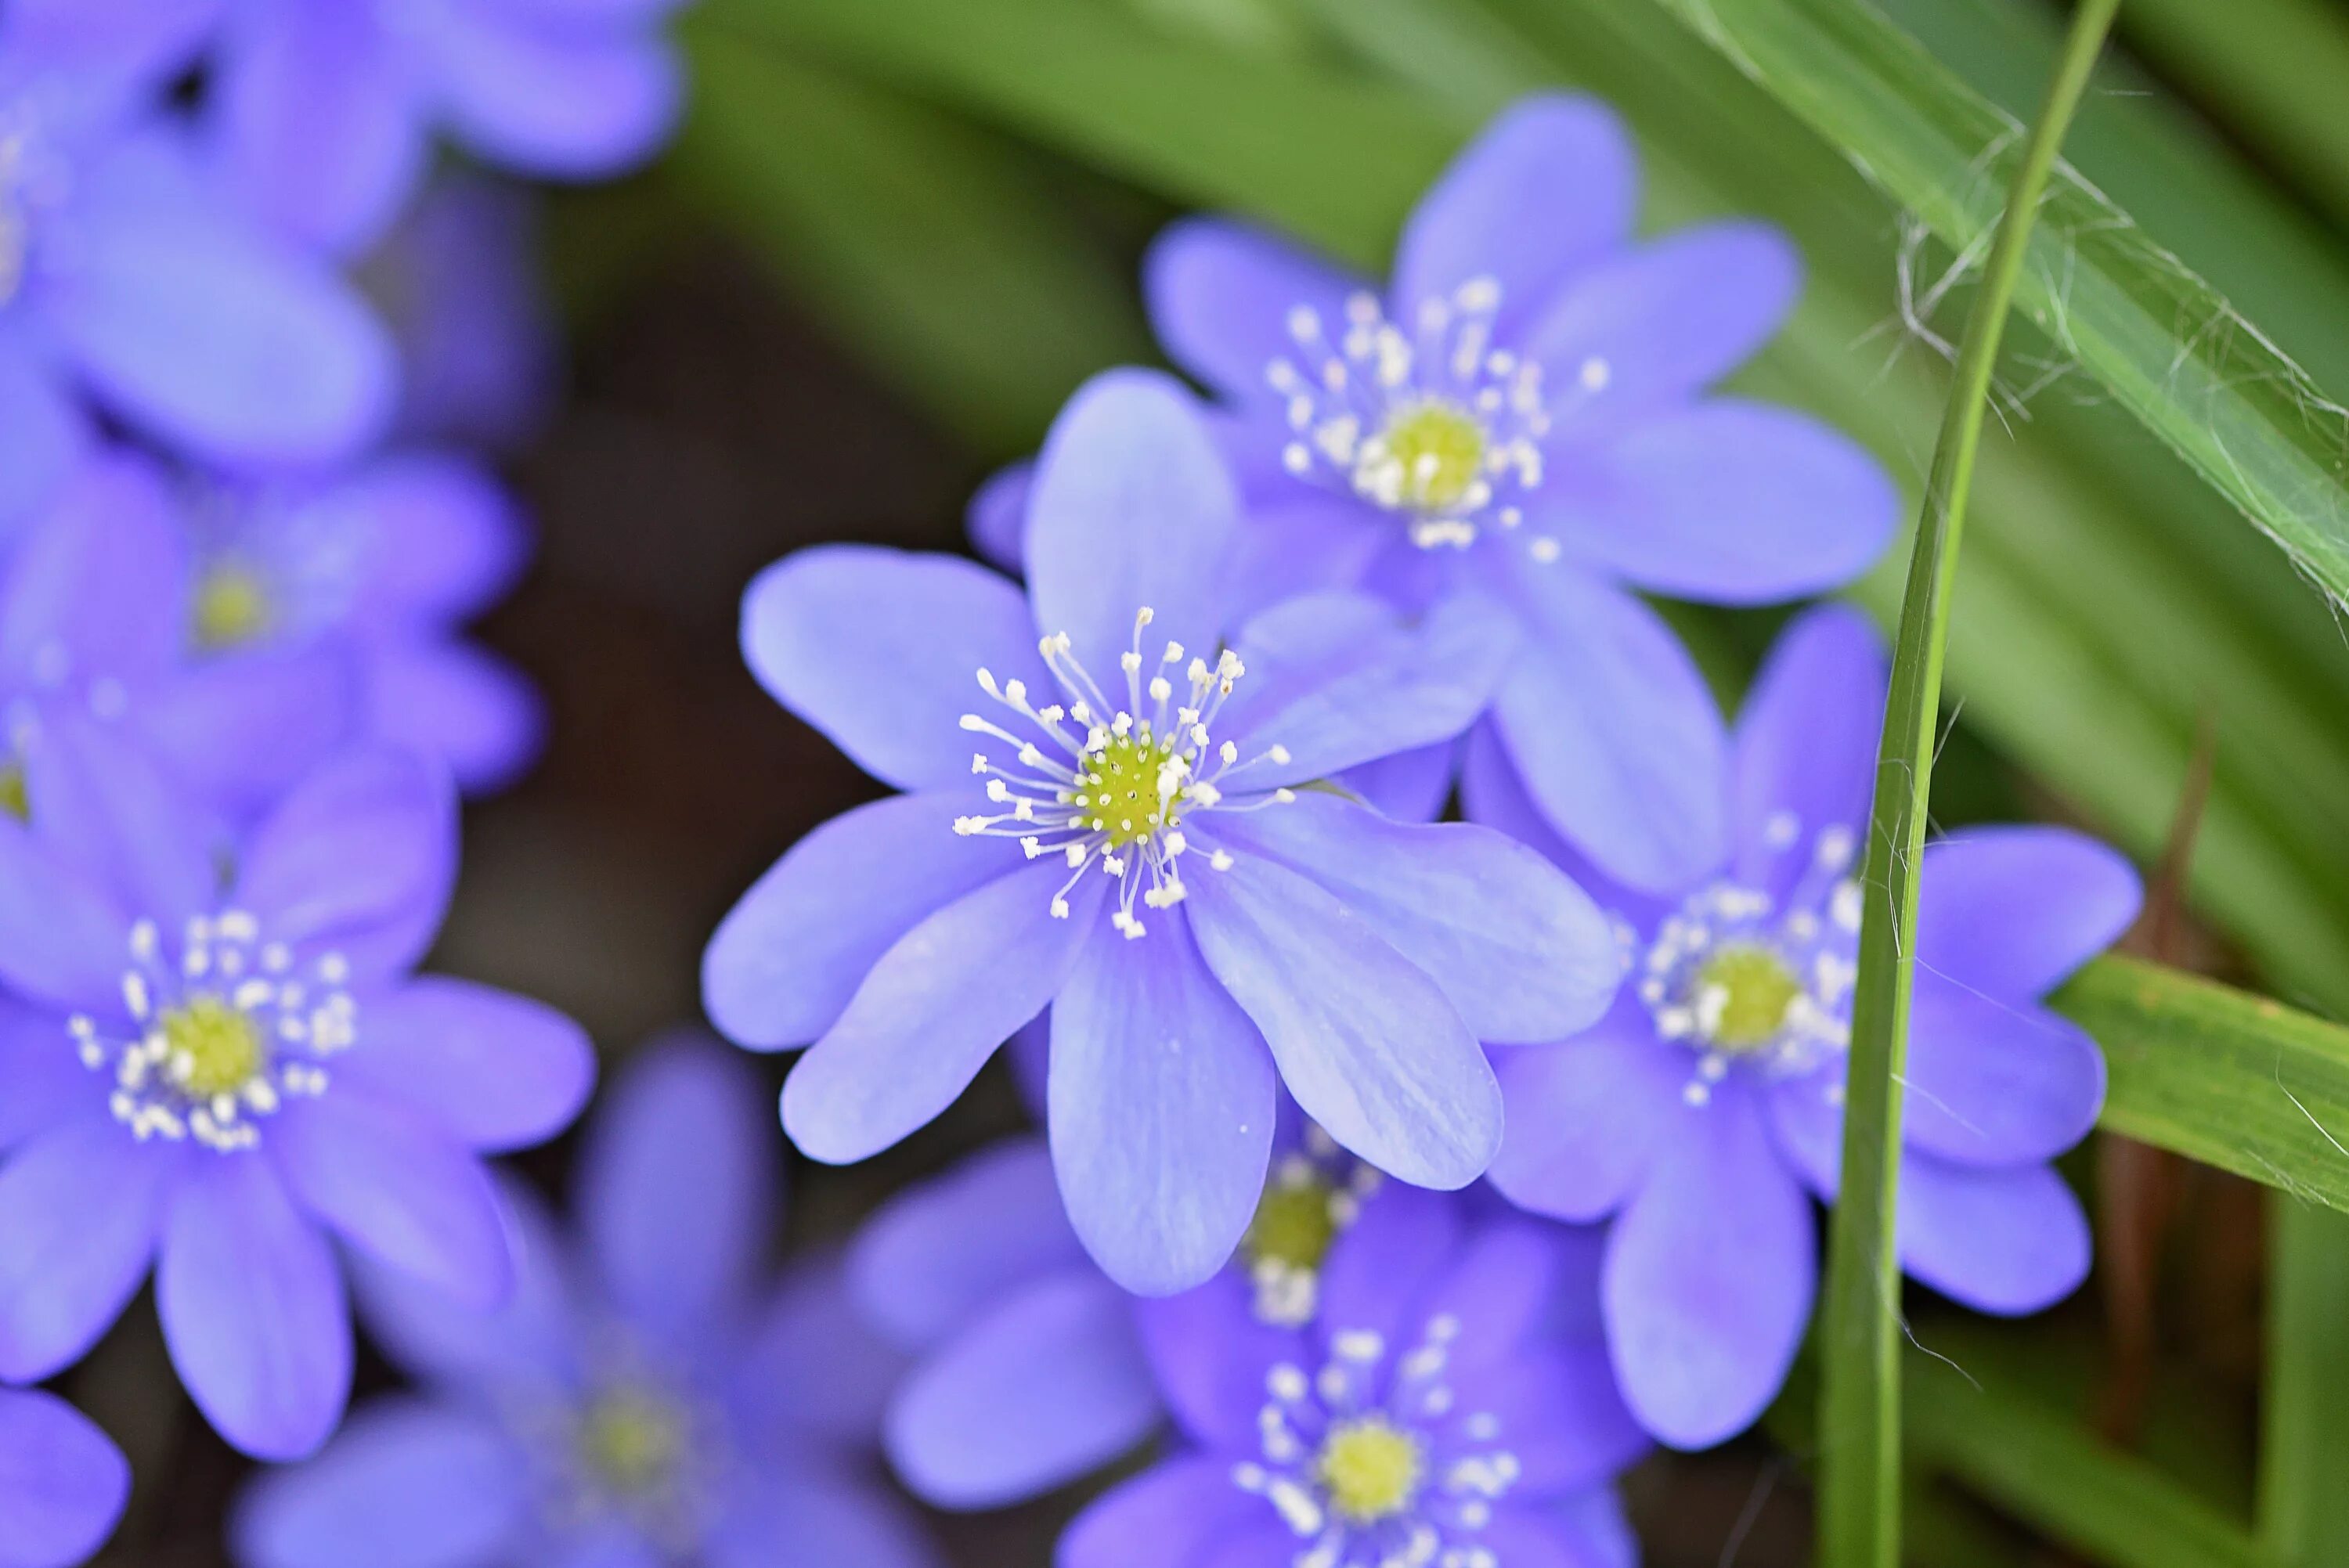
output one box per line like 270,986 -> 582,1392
579,1387 -> 689,1501
193,562 -> 274,651
1080,730 -> 1183,849
162,995 -> 265,1098
1317,1417 -> 1423,1523
1246,1173 -> 1339,1275
1696,943 -> 1805,1051
1380,401 -> 1488,512
0,758 -> 26,824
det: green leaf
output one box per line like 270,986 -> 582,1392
2258,1201 -> 2349,1567
671,28 -> 1154,455
1640,0 -> 2349,612
1820,6 -> 2114,1561
1906,1354 -> 2271,1568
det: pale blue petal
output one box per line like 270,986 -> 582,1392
230,1399 -> 526,1568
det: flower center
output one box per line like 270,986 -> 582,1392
0,756 -> 25,823
1268,279 -> 1562,553
1375,400 -> 1488,514
1247,1174 -> 1340,1277
954,609 -> 1292,940
72,911 -> 355,1152
1081,728 -> 1185,849
161,995 -> 265,1098
192,561 -> 275,651
1316,1418 -> 1423,1523
577,1386 -> 690,1503
1694,943 -> 1805,1051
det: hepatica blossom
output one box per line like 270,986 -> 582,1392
182,450 -> 543,793
0,17 -> 393,533
1470,605 -> 2142,1447
234,1039 -> 939,1568
1144,94 -> 1898,893
210,0 -> 691,255
0,743 -> 594,1459
0,1386 -> 128,1568
855,1137 -> 1648,1567
704,368 -> 1620,1295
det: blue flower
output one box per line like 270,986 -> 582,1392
0,1386 -> 128,1568
232,1037 -> 940,1568
703,368 -> 1620,1295
2,454 -> 363,819
0,742 -> 594,1459
854,1137 -> 1649,1566
207,0 -> 690,256
0,27 -> 394,529
1473,605 -> 2142,1448
1120,94 -> 1899,893
182,450 -> 543,794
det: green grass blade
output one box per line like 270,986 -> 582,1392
1819,5 -> 2116,1562
2258,1202 -> 2349,1566
2062,956 -> 2349,1210
671,30 -> 1153,455
1644,0 -> 2349,611
1906,1355 -> 2271,1568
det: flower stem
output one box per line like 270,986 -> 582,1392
1816,2 -> 2119,1563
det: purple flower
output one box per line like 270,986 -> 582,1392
208,0 -> 690,256
363,174 -> 559,453
0,1386 -> 128,1568
1138,94 -> 1899,894
183,450 -> 543,794
0,30 -> 393,527
0,741 -> 594,1459
2,454 -> 363,819
855,1137 -> 1648,1566
232,1037 -> 940,1568
1472,605 -> 2141,1448
703,368 -> 1619,1296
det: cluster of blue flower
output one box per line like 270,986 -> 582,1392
0,9 -> 2144,1562
0,2 -> 680,1562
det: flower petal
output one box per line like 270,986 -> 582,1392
784,862 -> 1102,1164
1213,791 -> 1617,1044
333,452 -> 530,625
0,1388 -> 129,1568
739,545 -> 1047,794
271,1089 -> 511,1310
1335,739 -> 1455,825
1457,720 -> 1669,932
1391,95 -> 1636,341
738,1258 -> 907,1449
159,1152 -> 352,1461
1905,974 -> 2105,1167
1917,828 -> 2142,1001
1896,1155 -> 2090,1316
1187,851 -> 1499,1189
0,347 -> 89,558
422,9 -> 683,178
56,134 -> 395,466
16,713 -> 215,936
1488,1007 -> 1682,1224
1059,1455 -> 1266,1568
704,791 -> 1019,1051
1131,1270 -> 1303,1451
211,0 -> 427,254
0,999 -> 92,1155
352,1177 -> 578,1390
577,1039 -> 774,1345
1223,589 -> 1518,785
138,647 -> 365,816
1488,565 -> 1728,893
0,814 -> 133,1015
0,1115 -> 174,1382
1026,369 -> 1240,672
1316,1183 -> 1460,1348
1050,921 -> 1275,1295
1449,1344 -> 1648,1498
229,1399 -> 526,1568
1543,401 -> 1896,604
705,1466 -> 940,1568
886,1270 -> 1157,1509
328,978 -> 591,1152
0,452 -> 186,687
1143,217 -> 1366,403
1601,1080 -> 1813,1448
849,1137 -> 1084,1354
367,639 -> 544,795
966,460 -> 1033,573
1729,604 -> 1884,902
1523,222 -> 1799,420
230,747 -> 456,982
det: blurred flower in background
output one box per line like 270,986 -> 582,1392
0,1386 -> 128,1568
233,1037 -> 938,1568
